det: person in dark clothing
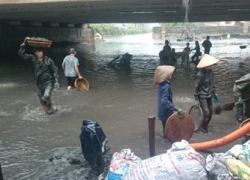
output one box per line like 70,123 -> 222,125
191,41 -> 201,64
154,65 -> 184,138
18,37 -> 59,115
182,43 -> 191,64
202,36 -> 212,54
194,54 -> 219,133
169,48 -> 177,65
233,73 -> 250,123
159,40 -> 171,65
163,40 -> 171,53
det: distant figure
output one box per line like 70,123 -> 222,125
182,43 -> 191,64
159,40 -> 171,65
62,48 -> 83,90
163,40 -> 171,53
202,36 -> 212,54
191,41 -> 201,64
169,48 -> 177,65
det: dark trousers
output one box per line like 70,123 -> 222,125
235,97 -> 243,121
37,82 -> 53,105
66,76 -> 77,87
191,52 -> 201,62
204,49 -> 210,54
199,97 -> 213,131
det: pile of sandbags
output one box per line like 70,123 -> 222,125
107,140 -> 208,180
106,140 -> 250,180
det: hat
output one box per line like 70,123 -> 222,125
69,48 -> 77,54
196,54 -> 219,69
154,65 -> 175,84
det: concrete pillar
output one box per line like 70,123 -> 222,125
161,24 -> 166,39
243,22 -> 249,34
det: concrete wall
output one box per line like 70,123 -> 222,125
166,24 -> 245,35
0,22 -> 95,65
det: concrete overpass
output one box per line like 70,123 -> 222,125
0,0 -> 250,23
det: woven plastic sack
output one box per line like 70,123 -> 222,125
106,149 -> 141,180
123,140 -> 207,180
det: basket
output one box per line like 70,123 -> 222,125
239,45 -> 247,49
26,37 -> 52,48
74,78 -> 90,91
189,105 -> 204,132
239,119 -> 250,138
165,112 -> 194,143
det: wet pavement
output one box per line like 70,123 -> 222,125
0,33 -> 250,179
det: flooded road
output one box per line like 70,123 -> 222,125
0,33 -> 250,179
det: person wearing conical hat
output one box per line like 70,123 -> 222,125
194,54 -> 219,133
154,65 -> 184,138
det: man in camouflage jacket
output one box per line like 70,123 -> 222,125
18,37 -> 59,115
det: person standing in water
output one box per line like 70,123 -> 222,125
202,36 -> 212,54
191,41 -> 201,64
194,54 -> 219,133
154,65 -> 184,138
233,73 -> 250,123
18,37 -> 59,115
62,48 -> 83,90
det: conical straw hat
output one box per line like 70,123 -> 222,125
154,65 -> 175,84
197,54 -> 219,68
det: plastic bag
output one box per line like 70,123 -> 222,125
225,140 -> 250,166
106,149 -> 141,180
205,153 -> 234,180
226,158 -> 250,180
123,140 -> 207,180
79,120 -> 108,168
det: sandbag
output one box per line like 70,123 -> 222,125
123,140 -> 208,180
225,140 -> 250,166
205,153 -> 234,180
225,158 -> 250,180
79,120 -> 108,168
106,149 -> 141,180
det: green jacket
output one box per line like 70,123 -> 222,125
233,73 -> 250,99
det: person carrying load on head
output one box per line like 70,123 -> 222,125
62,48 -> 83,90
154,65 -> 184,138
18,37 -> 59,115
194,54 -> 220,133
233,73 -> 250,123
